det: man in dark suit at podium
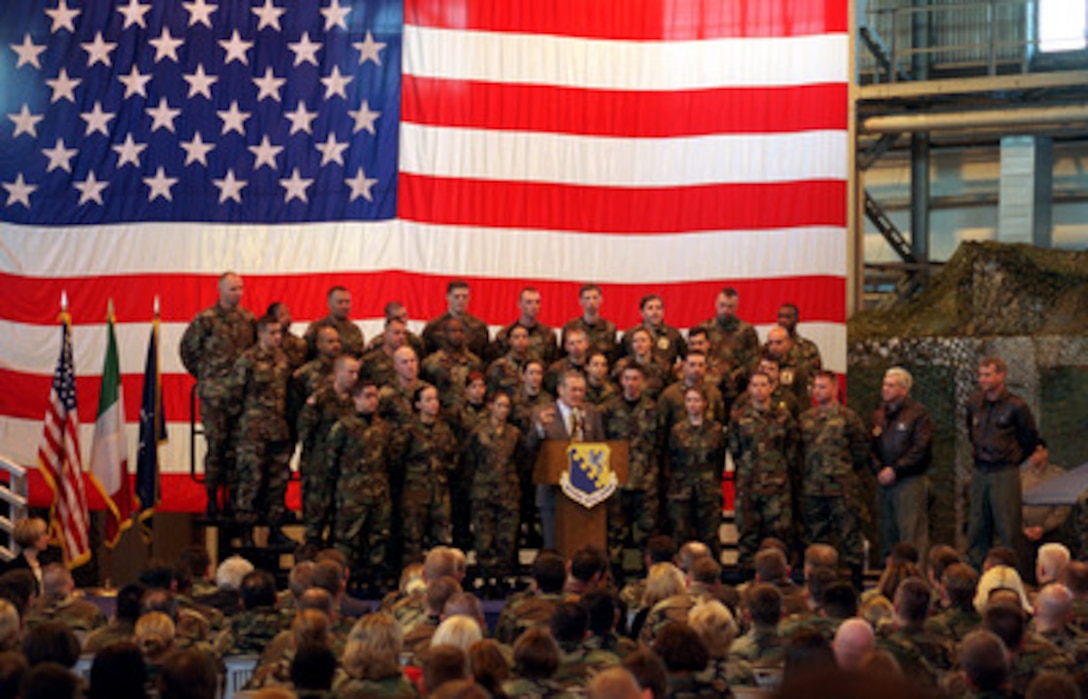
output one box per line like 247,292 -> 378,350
529,370 -> 605,548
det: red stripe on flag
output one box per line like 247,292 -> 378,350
399,175 -> 847,234
0,273 -> 846,328
405,0 -> 848,38
402,78 -> 848,136
0,370 -> 195,423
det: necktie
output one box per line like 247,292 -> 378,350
570,409 -> 585,442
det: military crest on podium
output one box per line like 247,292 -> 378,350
560,443 -> 617,509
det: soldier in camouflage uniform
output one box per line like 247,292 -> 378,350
463,391 -> 523,584
495,551 -> 568,644
395,385 -> 458,564
657,352 -> 726,458
774,303 -> 822,371
729,372 -> 799,573
487,323 -> 530,398
600,364 -> 660,580
422,280 -> 491,360
510,360 -> 554,547
226,570 -> 289,654
765,326 -> 812,407
666,386 -> 726,560
798,371 -> 869,573
360,317 -> 407,387
421,316 -> 484,419
304,285 -> 365,358
612,327 -> 671,401
492,286 -> 559,365
694,287 -> 760,392
269,301 -> 308,372
584,351 -> 618,407
544,327 -> 590,396
327,380 -> 393,583
561,284 -> 619,362
876,578 -> 956,690
685,328 -> 735,413
364,301 -> 425,358
179,272 -> 256,517
926,563 -> 981,644
24,563 -> 106,633
378,346 -> 428,431
297,355 -> 359,547
449,372 -> 489,552
229,314 -> 292,543
620,294 -> 686,369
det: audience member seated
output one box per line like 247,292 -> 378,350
158,649 -> 218,699
18,662 -> 81,699
21,621 -> 79,669
951,630 -> 1010,699
550,601 -> 616,688
0,651 -> 26,699
290,641 -> 338,699
503,626 -> 578,699
403,576 -> 462,661
875,576 -> 954,689
619,535 -> 676,624
226,570 -> 288,655
983,597 -> 1074,696
468,639 -> 511,698
83,582 -> 146,653
633,563 -> 686,644
582,588 -> 635,658
688,598 -> 754,690
88,641 -> 148,699
621,648 -> 668,699
782,627 -> 837,685
1029,584 -> 1088,663
588,667 -> 644,699
135,611 -> 176,686
729,583 -> 785,667
832,618 -> 874,673
333,613 -> 417,699
0,601 -> 20,655
422,644 -> 470,696
495,551 -> 566,645
24,563 -> 105,634
196,554 -> 254,617
926,563 -> 981,644
249,608 -> 332,689
651,621 -> 717,699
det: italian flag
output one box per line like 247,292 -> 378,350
90,307 -> 132,548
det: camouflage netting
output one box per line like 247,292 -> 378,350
847,242 -> 1088,556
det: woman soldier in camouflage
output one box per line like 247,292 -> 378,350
463,391 -> 523,591
397,384 -> 459,565
666,386 -> 726,560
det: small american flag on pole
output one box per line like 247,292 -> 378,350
36,293 -> 92,569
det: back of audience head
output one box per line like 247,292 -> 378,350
754,548 -> 789,583
1037,542 -> 1071,585
423,644 -> 469,694
19,663 -> 81,699
216,555 -> 254,591
427,576 -> 463,616
570,545 -> 608,587
687,599 -> 737,660
0,651 -> 26,699
645,536 -> 676,567
513,627 -> 560,680
676,541 -> 710,573
177,544 -> 211,583
806,568 -> 838,609
428,679 -> 490,699
298,587 -> 335,618
822,582 -> 858,619
747,583 -> 783,627
140,588 -> 178,621
1062,560 -> 1088,596
642,563 -> 685,609
240,569 -> 277,609
1033,583 -> 1073,626
783,627 -> 836,682
424,546 -> 467,583
344,613 -> 403,681
804,543 -> 838,576
138,559 -> 177,591
288,560 -> 315,599
833,618 -> 874,672
876,560 -> 921,601
888,542 -> 919,566
135,611 -> 175,660
468,639 -> 509,695
959,630 -> 1009,693
651,622 -> 708,674
443,592 -> 485,630
893,577 -> 931,626
116,582 -> 147,624
859,595 -> 895,629
159,649 -> 218,699
431,615 -> 482,651
550,601 -> 588,645
588,667 -> 644,699
983,601 -> 1026,652
22,622 -> 79,668
291,642 -> 337,692
292,608 -> 331,647
40,564 -> 73,599
398,563 -> 426,596
89,641 -> 147,699
942,563 -> 979,612
622,648 -> 667,699
581,588 -> 619,637
983,546 -> 1018,571
1026,671 -> 1079,699
311,559 -> 345,598
926,544 -> 961,586
688,556 -> 720,588
0,570 -> 38,617
975,564 -> 1031,614
531,551 -> 566,594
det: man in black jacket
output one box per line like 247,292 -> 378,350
871,366 -> 933,560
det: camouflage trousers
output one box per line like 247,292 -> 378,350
199,394 -> 238,504
335,492 -> 391,575
401,479 -> 452,564
235,439 -> 291,523
302,460 -> 337,546
735,492 -> 792,571
801,494 -> 864,567
668,476 -> 722,559
472,489 -> 519,579
608,487 -> 658,571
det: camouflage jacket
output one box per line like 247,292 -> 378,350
495,591 -> 565,645
297,383 -> 355,472
305,316 -> 365,358
82,620 -> 136,653
543,358 -> 587,397
282,330 -> 308,371
727,626 -> 784,666
397,417 -> 458,487
876,624 -> 955,689
599,393 -> 659,491
25,594 -> 106,632
389,591 -> 428,636
666,420 -> 725,485
332,671 -> 420,699
464,421 -> 523,500
421,348 -> 484,414
638,590 -> 710,646
697,316 -> 759,384
620,322 -> 686,368
226,607 -> 290,655
327,412 -> 392,499
554,640 -> 620,687
1008,632 -> 1076,696
798,403 -> 869,497
502,676 -> 586,699
925,608 -> 981,644
585,379 -> 619,408
378,380 -> 429,430
728,402 -> 799,498
698,656 -> 756,691
657,380 -> 726,454
494,321 -> 558,366
230,344 -> 290,441
610,355 -> 671,401
487,354 -> 528,398
423,311 -> 491,360
360,346 -> 398,387
179,304 -> 256,390
562,317 -> 619,362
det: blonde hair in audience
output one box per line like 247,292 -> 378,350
343,612 -> 403,680
431,616 -> 483,651
136,611 -> 175,660
642,563 -> 686,609
0,599 -> 18,651
12,518 -> 46,550
688,599 -> 738,659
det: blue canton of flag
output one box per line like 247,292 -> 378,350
0,0 -> 401,224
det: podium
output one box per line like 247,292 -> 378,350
533,441 -> 629,558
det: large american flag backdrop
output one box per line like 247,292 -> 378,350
0,0 -> 848,513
